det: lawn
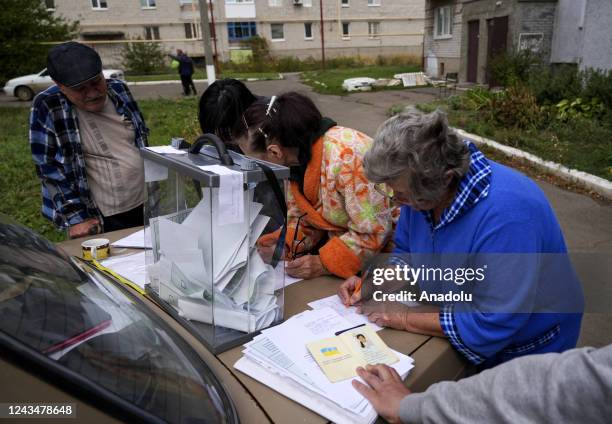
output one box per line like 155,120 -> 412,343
126,70 -> 281,82
0,97 -> 202,242
301,65 -> 421,95
416,99 -> 612,181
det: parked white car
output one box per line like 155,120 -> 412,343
2,68 -> 125,101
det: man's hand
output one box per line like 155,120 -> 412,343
352,364 -> 411,424
338,275 -> 362,306
286,254 -> 330,279
68,218 -> 101,239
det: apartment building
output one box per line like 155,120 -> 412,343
424,0 -> 559,84
45,0 -> 424,67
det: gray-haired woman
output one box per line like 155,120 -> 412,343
338,110 -> 583,369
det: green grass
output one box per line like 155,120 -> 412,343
301,65 -> 421,95
125,70 -> 281,82
0,97 -> 203,242
415,99 -> 612,181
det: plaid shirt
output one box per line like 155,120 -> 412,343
424,141 -> 491,231
29,80 -> 148,230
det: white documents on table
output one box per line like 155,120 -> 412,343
111,228 -> 152,249
234,307 -> 415,424
101,252 -> 147,289
308,294 -> 383,331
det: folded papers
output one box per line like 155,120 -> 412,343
146,186 -> 282,333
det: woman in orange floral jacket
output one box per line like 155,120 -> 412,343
234,92 -> 397,280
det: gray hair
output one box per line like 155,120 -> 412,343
364,110 -> 470,207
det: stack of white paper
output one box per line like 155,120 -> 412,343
147,185 -> 283,333
235,307 -> 414,424
110,228 -> 152,249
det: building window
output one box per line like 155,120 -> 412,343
227,22 -> 257,41
144,26 -> 160,40
342,22 -> 350,39
268,0 -> 282,6
341,0 -> 349,7
368,0 -> 381,6
304,22 -> 313,40
271,23 -> 284,41
140,0 -> 156,8
184,23 -> 201,39
91,0 -> 108,9
368,21 -> 380,38
434,6 -> 453,38
45,0 -> 55,10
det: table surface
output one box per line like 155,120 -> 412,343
58,228 -> 467,424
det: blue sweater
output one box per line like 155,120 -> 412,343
394,160 -> 583,368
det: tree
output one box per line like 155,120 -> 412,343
121,39 -> 166,74
0,0 -> 78,84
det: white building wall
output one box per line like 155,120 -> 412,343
50,0 -> 425,67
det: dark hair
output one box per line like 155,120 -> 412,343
198,78 -> 257,143
236,91 -> 322,166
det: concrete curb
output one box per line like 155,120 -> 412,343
453,128 -> 612,200
126,73 -> 283,86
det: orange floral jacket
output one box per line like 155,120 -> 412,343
260,126 -> 398,278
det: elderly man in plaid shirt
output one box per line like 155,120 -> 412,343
29,42 -> 149,239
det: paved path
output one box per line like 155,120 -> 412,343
4,74 -> 611,347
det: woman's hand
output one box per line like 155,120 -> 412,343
352,364 -> 411,424
358,305 -> 444,337
337,275 -> 362,306
286,254 -> 330,279
257,237 -> 278,264
363,311 -> 411,331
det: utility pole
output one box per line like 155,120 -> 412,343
198,0 -> 216,84
319,0 -> 325,69
209,0 -> 220,74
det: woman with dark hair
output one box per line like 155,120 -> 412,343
198,78 -> 258,146
235,91 -> 397,280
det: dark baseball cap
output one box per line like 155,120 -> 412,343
47,42 -> 103,88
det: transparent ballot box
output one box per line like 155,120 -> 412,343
141,139 -> 289,353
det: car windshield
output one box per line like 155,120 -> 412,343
0,220 -> 236,423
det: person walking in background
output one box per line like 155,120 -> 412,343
169,49 -> 196,96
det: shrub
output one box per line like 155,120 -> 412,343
582,68 -> 612,110
489,84 -> 545,129
488,50 -> 541,87
528,64 -> 582,105
122,39 -> 166,74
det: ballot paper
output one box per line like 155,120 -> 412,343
178,296 -> 278,333
101,252 -> 147,289
111,228 -> 152,249
198,165 -> 244,225
148,186 -> 281,332
308,295 -> 383,331
235,307 -> 415,424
